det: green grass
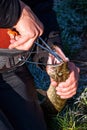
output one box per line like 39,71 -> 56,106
48,88 -> 87,130
46,2 -> 87,128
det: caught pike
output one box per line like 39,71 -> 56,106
1,29 -> 70,114
34,38 -> 70,114
41,61 -> 70,114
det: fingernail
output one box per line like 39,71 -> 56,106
8,45 -> 13,49
58,85 -> 63,88
60,96 -> 65,99
65,57 -> 69,61
56,92 -> 61,95
58,85 -> 61,88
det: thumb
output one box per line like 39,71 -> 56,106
50,78 -> 58,87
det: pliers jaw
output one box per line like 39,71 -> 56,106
35,37 -> 64,64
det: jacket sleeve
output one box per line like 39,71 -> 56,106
0,0 -> 21,28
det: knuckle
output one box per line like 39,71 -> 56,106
78,67 -> 80,73
73,91 -> 76,96
39,24 -> 44,36
27,31 -> 36,38
39,29 -> 44,36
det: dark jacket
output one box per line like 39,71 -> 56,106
0,0 -> 53,28
0,0 -> 21,28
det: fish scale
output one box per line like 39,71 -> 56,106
42,62 -> 70,114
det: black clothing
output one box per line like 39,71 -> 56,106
0,65 -> 47,130
0,0 -> 21,28
0,0 -> 60,38
0,0 -> 61,129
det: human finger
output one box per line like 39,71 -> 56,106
53,46 -> 69,62
10,37 -> 37,50
56,62 -> 79,89
56,80 -> 77,93
58,90 -> 77,99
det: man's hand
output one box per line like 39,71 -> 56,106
51,62 -> 80,99
46,46 -> 80,99
8,1 -> 44,50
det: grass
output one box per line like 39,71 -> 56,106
46,1 -> 87,129
28,1 -> 87,129
47,88 -> 87,130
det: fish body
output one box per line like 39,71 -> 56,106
42,62 -> 70,114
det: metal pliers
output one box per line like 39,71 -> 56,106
19,37 -> 64,65
35,37 -> 64,63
